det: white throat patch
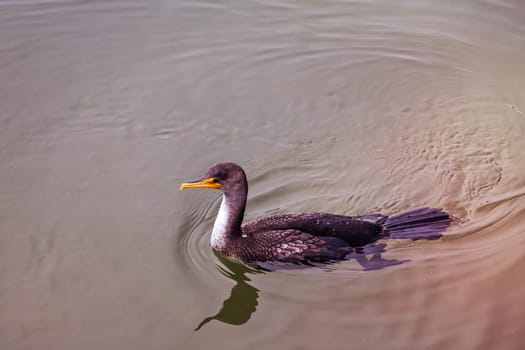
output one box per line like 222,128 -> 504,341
211,195 -> 229,249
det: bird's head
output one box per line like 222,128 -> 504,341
180,162 -> 248,196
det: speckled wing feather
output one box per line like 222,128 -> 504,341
232,229 -> 352,263
242,212 -> 384,247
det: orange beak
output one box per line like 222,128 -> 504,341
179,177 -> 222,191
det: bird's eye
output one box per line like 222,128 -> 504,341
211,178 -> 219,183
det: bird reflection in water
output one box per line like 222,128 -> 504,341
194,250 -> 263,330
194,243 -> 408,330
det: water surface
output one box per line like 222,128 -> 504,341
1,0 -> 525,349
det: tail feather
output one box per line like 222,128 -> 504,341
382,207 -> 451,240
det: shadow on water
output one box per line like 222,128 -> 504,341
194,243 -> 409,330
194,251 -> 264,331
348,243 -> 409,271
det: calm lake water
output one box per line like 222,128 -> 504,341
2,0 -> 525,349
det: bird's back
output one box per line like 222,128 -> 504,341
242,212 -> 384,247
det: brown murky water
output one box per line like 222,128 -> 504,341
2,0 -> 525,349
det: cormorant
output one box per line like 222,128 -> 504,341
180,162 -> 451,263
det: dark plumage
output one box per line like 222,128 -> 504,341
180,162 -> 451,264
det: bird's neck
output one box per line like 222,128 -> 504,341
211,190 -> 246,250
